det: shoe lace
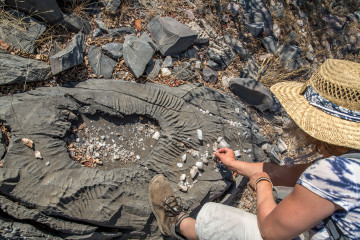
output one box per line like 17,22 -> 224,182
163,196 -> 183,217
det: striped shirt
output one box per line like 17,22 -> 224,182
297,154 -> 360,239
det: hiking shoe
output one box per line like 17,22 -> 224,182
149,175 -> 186,236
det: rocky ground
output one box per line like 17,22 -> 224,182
0,0 -> 359,239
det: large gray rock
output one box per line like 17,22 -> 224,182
148,16 -> 198,56
107,27 -> 136,37
123,35 -> 155,78
229,78 -> 275,111
0,80 -> 268,239
0,52 -> 51,85
50,33 -> 86,75
246,22 -> 264,37
0,10 -> 46,54
5,0 -> 63,24
88,45 -> 117,78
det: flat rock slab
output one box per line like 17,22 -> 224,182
0,10 -> 46,53
88,45 -> 117,78
148,16 -> 198,56
0,80 -> 267,239
0,52 -> 52,85
123,35 -> 155,78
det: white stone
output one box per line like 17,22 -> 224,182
181,154 -> 187,162
197,129 -> 203,141
234,150 -> 241,158
178,183 -> 188,192
195,161 -> 204,169
152,131 -> 160,140
136,155 -> 141,160
218,139 -> 230,148
161,68 -> 171,76
190,166 -> 198,179
34,151 -> 43,159
180,173 -> 186,181
177,162 -> 184,168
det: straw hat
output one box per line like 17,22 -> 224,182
270,59 -> 360,150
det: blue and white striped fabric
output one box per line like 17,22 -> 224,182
297,155 -> 360,239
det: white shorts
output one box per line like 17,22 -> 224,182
195,202 -> 263,240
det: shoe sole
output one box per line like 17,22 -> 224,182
149,174 -> 166,235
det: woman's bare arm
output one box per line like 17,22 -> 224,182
254,180 -> 341,240
215,148 -> 312,187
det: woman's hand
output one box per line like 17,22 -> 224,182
214,148 -> 236,172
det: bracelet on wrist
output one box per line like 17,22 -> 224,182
254,176 -> 273,191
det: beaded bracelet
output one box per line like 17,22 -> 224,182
254,177 -> 273,191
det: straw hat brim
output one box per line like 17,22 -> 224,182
270,82 -> 360,150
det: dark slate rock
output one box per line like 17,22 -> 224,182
88,45 -> 117,78
102,43 -> 123,59
139,32 -> 157,50
0,10 -> 46,54
146,59 -> 161,80
229,78 -> 275,111
123,35 -> 155,78
62,13 -> 91,34
246,22 -> 264,37
262,36 -> 280,55
202,68 -> 218,84
148,16 -> 198,56
208,48 -> 234,70
94,19 -> 109,33
5,0 -> 63,24
107,27 -> 137,37
162,56 -> 173,68
0,52 -> 51,85
279,44 -> 302,70
106,0 -> 122,14
223,34 -> 248,60
93,28 -> 103,38
184,48 -> 199,59
173,62 -> 196,81
50,33 -> 86,75
0,80 -> 268,239
206,60 -> 220,71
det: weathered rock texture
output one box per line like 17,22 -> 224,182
0,80 -> 267,239
50,32 -> 86,75
0,10 -> 46,53
148,16 -> 198,56
0,52 -> 52,85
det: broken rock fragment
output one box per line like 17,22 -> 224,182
148,16 -> 197,56
22,138 -> 34,149
49,32 -> 86,75
229,78 -> 275,112
88,45 -> 117,78
123,35 -> 155,78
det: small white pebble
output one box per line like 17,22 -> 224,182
197,129 -> 203,141
152,131 -> 160,140
34,151 -> 43,159
45,161 -> 50,166
177,162 -> 183,168
181,154 -> 187,162
136,155 -> 141,160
